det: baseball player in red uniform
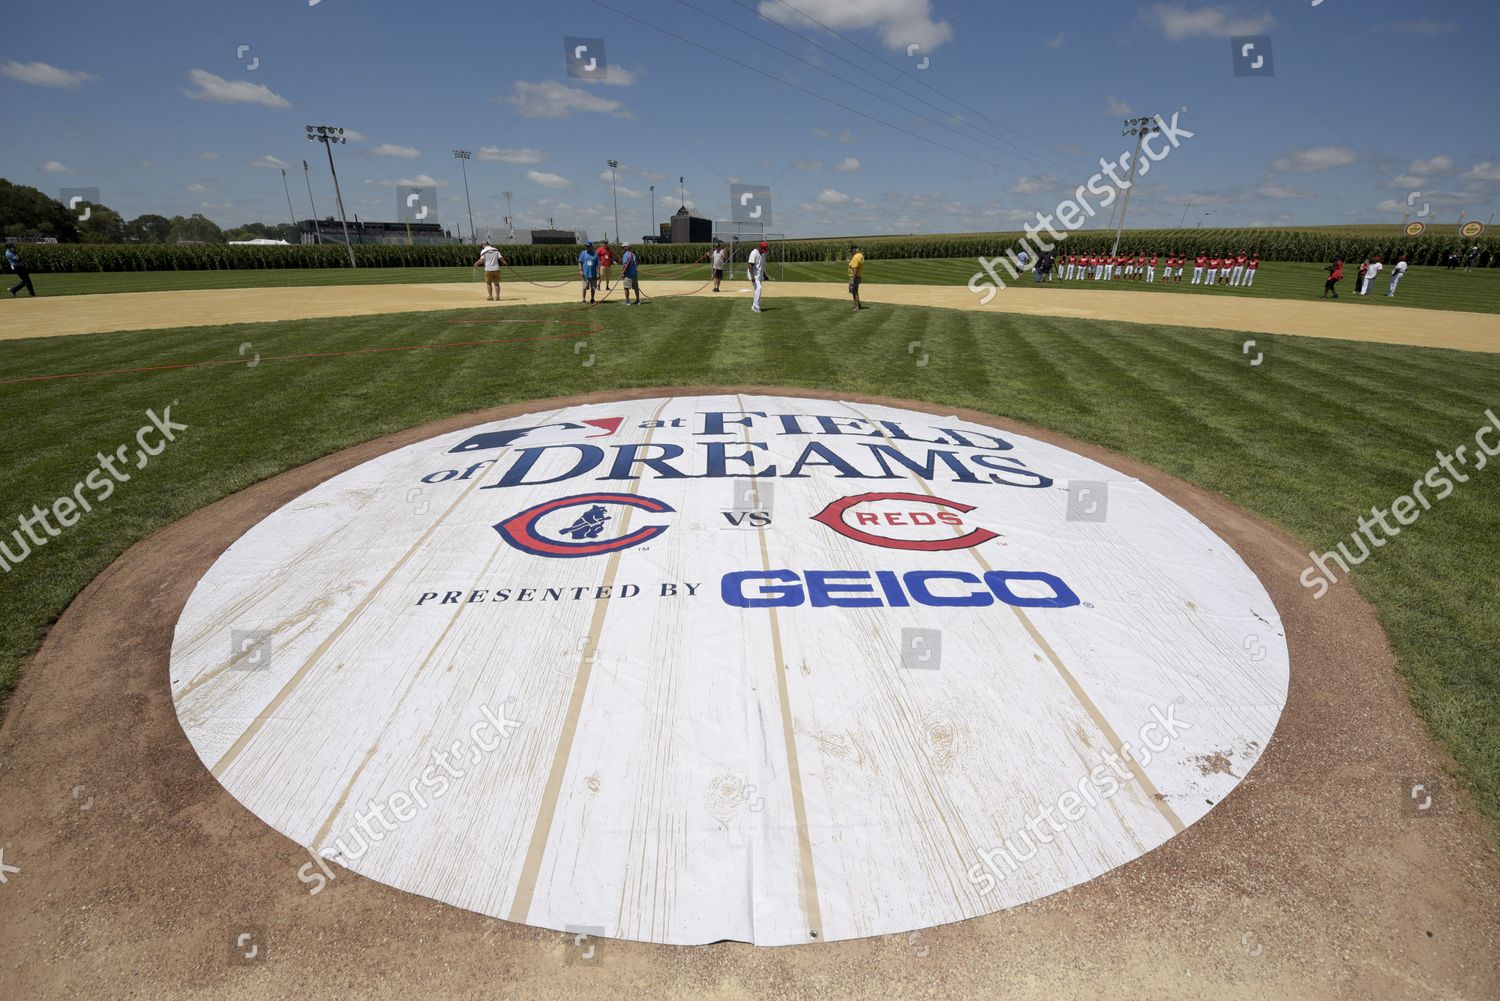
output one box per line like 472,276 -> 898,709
596,242 -> 614,291
1245,254 -> 1260,287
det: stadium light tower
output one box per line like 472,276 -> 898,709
306,125 -> 356,267
650,185 -> 655,237
607,159 -> 620,245
453,149 -> 475,244
301,159 -> 320,244
280,168 -> 298,239
1108,116 -> 1161,259
503,190 -> 514,241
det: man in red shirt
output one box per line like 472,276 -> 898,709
1147,253 -> 1159,283
1245,254 -> 1260,287
596,242 -> 614,291
1209,255 -> 1224,285
1231,250 -> 1248,286
1323,258 -> 1343,299
1193,252 -> 1207,285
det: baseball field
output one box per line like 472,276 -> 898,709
0,265 -> 1496,998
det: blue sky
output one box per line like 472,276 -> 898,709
3,0 -> 1495,239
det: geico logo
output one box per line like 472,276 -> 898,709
721,569 -> 1080,609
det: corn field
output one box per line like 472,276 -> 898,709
19,226 -> 1495,272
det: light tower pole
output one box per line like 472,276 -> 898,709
453,149 -> 475,244
650,185 -> 656,238
606,159 -> 620,245
503,190 -> 514,241
1109,115 -> 1161,259
306,125 -> 356,266
301,159 -> 320,244
280,168 -> 298,240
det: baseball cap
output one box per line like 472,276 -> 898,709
759,241 -> 768,250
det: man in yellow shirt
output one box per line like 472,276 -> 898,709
848,244 -> 865,311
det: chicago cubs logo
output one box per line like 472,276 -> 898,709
496,492 -> 674,557
449,417 -> 623,454
811,492 -> 998,551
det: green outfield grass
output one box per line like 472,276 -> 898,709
20,259 -> 1499,314
0,299 -> 1497,835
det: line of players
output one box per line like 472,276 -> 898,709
1055,250 -> 1261,287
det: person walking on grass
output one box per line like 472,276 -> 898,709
473,240 -> 506,301
1386,255 -> 1408,297
1322,258 -> 1344,299
6,241 -> 36,297
710,242 -> 727,292
578,242 -> 599,304
620,244 -> 641,305
748,240 -> 767,312
1360,256 -> 1383,296
848,244 -> 865,310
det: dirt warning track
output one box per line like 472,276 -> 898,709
7,280 -> 1496,352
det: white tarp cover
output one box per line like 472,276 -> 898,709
171,395 -> 1289,945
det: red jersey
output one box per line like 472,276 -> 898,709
1149,256 -> 1159,266
1248,257 -> 1260,269
1209,257 -> 1221,268
1135,255 -> 1145,265
1195,255 -> 1207,266
1236,254 -> 1247,266
596,245 -> 613,267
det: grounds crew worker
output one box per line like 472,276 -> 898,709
848,244 -> 865,310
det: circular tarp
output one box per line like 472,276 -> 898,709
171,395 -> 1288,945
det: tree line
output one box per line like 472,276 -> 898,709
1,178 -> 299,245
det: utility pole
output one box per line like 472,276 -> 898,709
453,149 -> 475,243
503,190 -> 514,241
1179,199 -> 1191,228
280,168 -> 298,241
607,159 -> 620,247
650,185 -> 656,238
679,176 -> 685,209
301,159 -> 320,244
306,125 -> 356,266
1109,116 -> 1161,259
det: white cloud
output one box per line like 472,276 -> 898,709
248,154 -> 290,169
1009,175 -> 1057,195
1271,146 -> 1359,172
1106,96 -> 1132,115
341,130 -> 368,142
1139,4 -> 1275,41
586,64 -> 638,87
195,151 -> 220,161
40,160 -> 75,175
815,188 -> 851,205
813,128 -> 857,144
527,170 -> 572,190
498,80 -> 630,119
478,146 -> 546,164
833,157 -> 861,172
757,0 -> 952,51
0,60 -> 95,88
1463,162 -> 1500,183
794,160 -> 824,171
1253,183 -> 1312,199
641,171 -> 668,182
368,143 -> 421,158
366,173 -> 446,188
615,185 -> 645,199
1408,155 -> 1455,177
186,183 -> 208,192
182,69 -> 290,108
1046,32 -> 1066,49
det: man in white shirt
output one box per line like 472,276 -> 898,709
1360,256 -> 1383,296
710,243 -> 727,293
1386,256 -> 1409,297
473,241 -> 506,300
748,241 -> 767,312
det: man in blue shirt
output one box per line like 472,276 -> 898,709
6,242 -> 36,297
620,244 -> 640,305
578,242 -> 599,304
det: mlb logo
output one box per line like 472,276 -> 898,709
565,37 -> 608,80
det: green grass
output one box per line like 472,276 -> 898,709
24,259 -> 1499,314
1,298 -> 1497,835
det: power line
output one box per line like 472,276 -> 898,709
764,0 -> 1093,171
581,0 -> 1043,177
724,0 -> 1085,175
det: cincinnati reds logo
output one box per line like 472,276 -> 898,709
496,492 -> 675,557
811,492 -> 999,551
